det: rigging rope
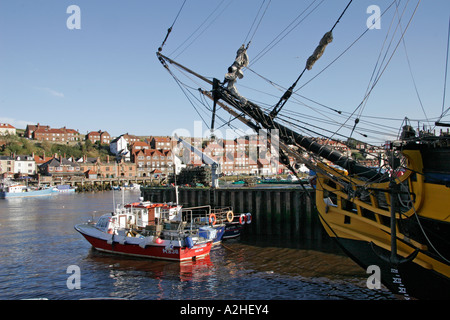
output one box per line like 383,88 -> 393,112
442,17 -> 450,115
243,0 -> 271,46
158,0 -> 187,52
169,0 -> 230,59
250,0 -> 325,67
269,0 -> 353,119
328,0 -> 421,143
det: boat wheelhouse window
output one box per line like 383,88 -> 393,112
96,216 -> 112,229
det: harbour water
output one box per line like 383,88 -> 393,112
0,190 -> 396,301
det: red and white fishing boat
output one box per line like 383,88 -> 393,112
75,201 -> 214,261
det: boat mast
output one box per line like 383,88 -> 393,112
210,82 -> 386,181
157,51 -> 384,181
155,0 -> 387,181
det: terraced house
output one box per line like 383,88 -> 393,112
39,156 -> 82,180
77,156 -> 136,179
133,148 -> 173,178
26,124 -> 81,142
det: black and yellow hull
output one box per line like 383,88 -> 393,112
315,146 -> 450,299
322,224 -> 450,300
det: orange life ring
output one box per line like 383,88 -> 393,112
209,213 -> 217,226
239,214 -> 246,225
107,228 -> 114,234
226,210 -> 234,223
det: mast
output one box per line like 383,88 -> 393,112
212,82 -> 386,182
157,51 -> 385,182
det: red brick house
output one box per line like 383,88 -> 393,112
133,148 -> 174,177
30,125 -> 81,142
86,130 -> 111,144
25,123 -> 50,139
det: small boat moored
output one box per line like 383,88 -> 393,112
0,184 -> 54,199
75,201 -> 214,261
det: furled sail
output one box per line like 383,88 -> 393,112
223,44 -> 249,104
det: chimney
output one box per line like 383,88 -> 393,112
107,155 -> 110,163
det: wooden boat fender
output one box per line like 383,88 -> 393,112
226,210 -> 234,223
239,214 -> 246,225
246,213 -> 252,224
209,213 -> 217,226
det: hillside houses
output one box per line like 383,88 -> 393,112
25,123 -> 81,142
1,121 -> 386,183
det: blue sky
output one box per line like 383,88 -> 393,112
1,1 -> 449,145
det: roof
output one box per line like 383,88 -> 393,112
131,141 -> 150,148
134,148 -> 165,157
41,157 -> 80,168
0,123 -> 15,129
26,124 -> 50,131
34,127 -> 80,135
34,155 -> 53,164
151,136 -> 172,142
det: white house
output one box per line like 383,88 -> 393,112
13,155 -> 36,175
0,123 -> 16,136
110,135 -> 130,161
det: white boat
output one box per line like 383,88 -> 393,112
121,183 -> 140,191
0,184 -> 54,199
75,201 -> 214,261
52,185 -> 76,193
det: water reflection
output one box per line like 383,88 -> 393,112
0,191 -> 396,300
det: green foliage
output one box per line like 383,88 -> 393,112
0,135 -> 113,160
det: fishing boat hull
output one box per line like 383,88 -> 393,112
0,187 -> 54,199
75,224 -> 212,262
223,222 -> 244,239
222,213 -> 252,239
210,225 -> 225,244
